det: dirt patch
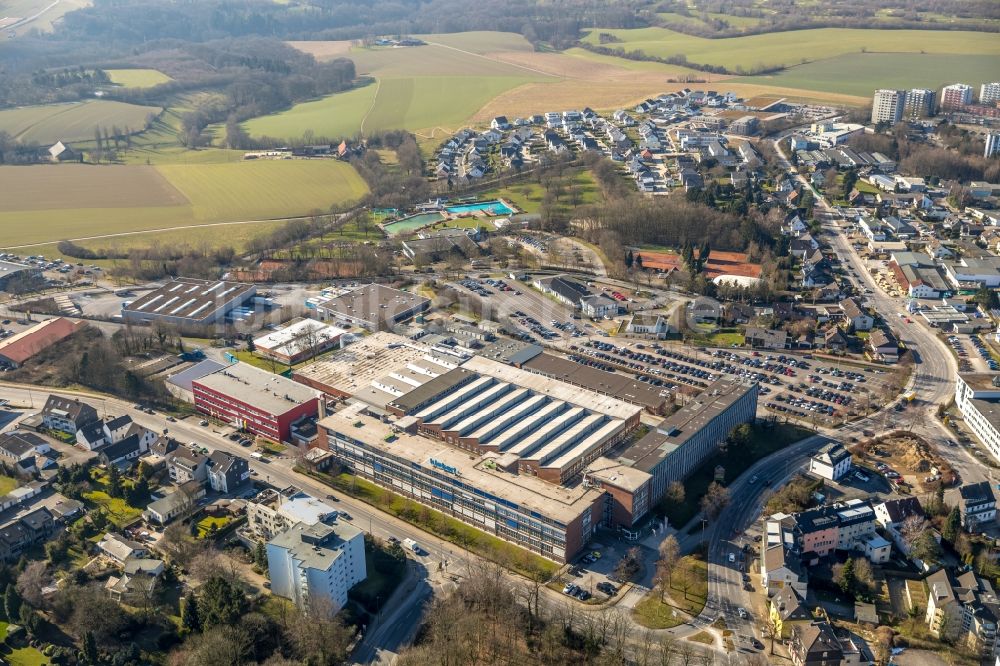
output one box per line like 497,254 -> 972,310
287,40 -> 355,61
849,431 -> 958,491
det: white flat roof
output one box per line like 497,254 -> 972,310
253,319 -> 345,358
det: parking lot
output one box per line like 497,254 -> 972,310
451,277 -> 598,342
946,333 -> 998,373
561,338 -> 895,426
557,541 -> 629,604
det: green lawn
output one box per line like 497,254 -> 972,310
579,27 -> 1000,72
106,69 -> 173,89
657,423 -> 813,529
633,556 -> 708,629
82,490 -> 142,528
741,52 -> 1000,97
0,622 -> 51,665
304,469 -> 558,579
195,515 -> 232,539
0,476 -> 18,496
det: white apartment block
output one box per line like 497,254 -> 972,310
266,520 -> 366,611
981,82 -> 1000,106
941,83 -> 974,110
872,89 -> 905,124
956,374 -> 1000,463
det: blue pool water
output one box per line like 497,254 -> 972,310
445,200 -> 514,216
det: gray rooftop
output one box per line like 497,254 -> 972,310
123,277 -> 255,321
193,362 -> 318,414
269,520 -> 362,571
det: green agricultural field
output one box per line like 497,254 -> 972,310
580,27 -> 1000,71
243,83 -> 378,141
0,160 -> 367,247
106,68 -> 173,88
740,52 -> 1000,98
157,160 -> 367,221
417,30 -> 536,54
0,99 -> 162,144
252,41 -> 550,139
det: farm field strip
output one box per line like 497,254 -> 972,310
106,68 -> 173,88
579,27 -> 1000,70
0,160 -> 368,247
0,99 -> 162,144
739,52 -> 1000,98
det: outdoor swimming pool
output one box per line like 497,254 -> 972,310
445,200 -> 515,216
381,212 -> 445,236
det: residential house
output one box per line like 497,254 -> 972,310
0,431 -> 51,466
762,544 -> 808,596
0,508 -> 55,561
809,442 -> 852,481
40,395 -> 98,435
745,327 -> 790,350
924,569 -> 962,639
690,297 -> 723,324
789,621 -> 844,666
770,586 -> 812,639
490,116 -> 510,131
143,480 -> 206,525
626,314 -> 669,338
579,294 -> 618,319
839,297 -> 874,331
97,532 -> 148,564
106,558 -> 165,604
98,435 -> 149,468
823,327 -> 850,353
959,481 -> 996,532
207,451 -> 250,494
874,497 -> 924,555
167,448 -> 209,484
867,330 -> 899,364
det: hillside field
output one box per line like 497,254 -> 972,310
250,39 -> 551,140
106,68 -> 173,88
0,160 -> 368,247
579,27 -> 1000,71
0,99 -> 162,144
739,52 -> 1000,98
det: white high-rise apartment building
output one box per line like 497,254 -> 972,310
871,89 -> 905,124
941,83 -> 974,110
981,82 -> 1000,106
904,89 -> 936,117
267,520 -> 367,611
986,133 -> 1000,159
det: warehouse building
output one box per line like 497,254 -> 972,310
253,319 -> 345,365
0,260 -> 42,293
313,284 -> 429,331
192,363 -> 319,442
122,277 -> 257,328
0,318 -> 87,368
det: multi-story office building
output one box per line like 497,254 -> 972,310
267,520 -> 366,611
941,83 -> 974,110
955,374 -> 1000,463
981,82 -> 1000,106
986,133 -> 1000,159
192,362 -> 319,442
612,380 -> 758,503
904,88 -> 936,117
320,403 -> 608,562
872,89 -> 905,124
